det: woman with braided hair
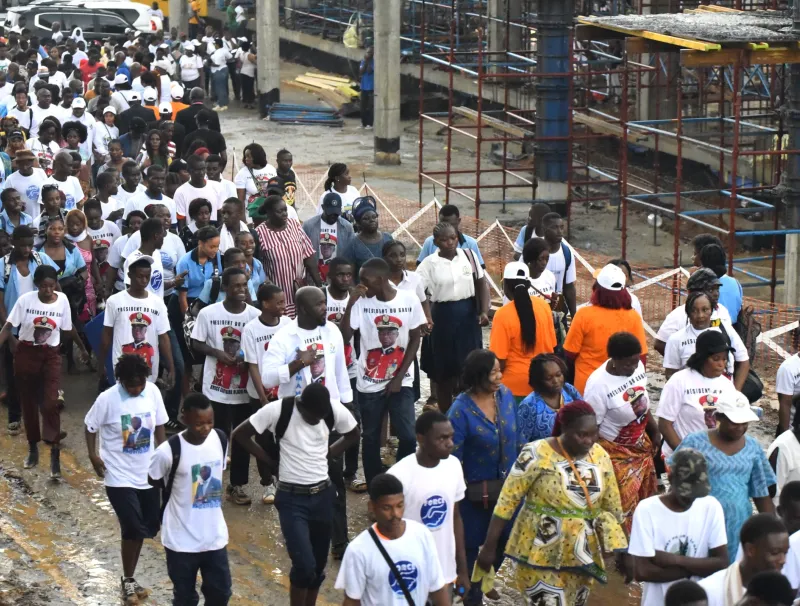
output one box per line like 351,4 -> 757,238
475,401 -> 627,606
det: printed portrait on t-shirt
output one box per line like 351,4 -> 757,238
93,238 -> 110,266
212,326 -> 248,391
615,385 -> 650,446
700,394 -> 719,428
121,412 -> 153,454
121,312 -> 155,368
525,580 -> 565,606
365,314 -> 405,382
555,460 -> 602,508
263,339 -> 279,400
283,181 -> 296,207
307,342 -> 326,385
191,461 -> 223,508
32,315 -> 56,345
328,311 -> 355,370
317,232 -> 337,281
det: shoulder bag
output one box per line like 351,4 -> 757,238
368,526 -> 415,606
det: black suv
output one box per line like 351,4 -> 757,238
4,6 -> 134,41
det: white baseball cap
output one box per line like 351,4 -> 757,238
123,254 -> 155,286
128,91 -> 141,102
103,106 -> 117,115
153,59 -> 170,72
595,264 -> 627,291
71,97 -> 86,109
503,261 -> 530,281
715,391 -> 760,424
170,83 -> 184,100
113,73 -> 129,85
183,41 -> 195,50
143,87 -> 158,102
158,102 -> 172,114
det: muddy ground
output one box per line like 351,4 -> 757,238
0,61 -> 784,605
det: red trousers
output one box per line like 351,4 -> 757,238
15,342 -> 61,444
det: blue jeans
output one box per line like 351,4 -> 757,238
275,484 -> 335,589
164,328 -> 184,421
164,546 -> 231,606
358,387 -> 416,486
211,67 -> 229,107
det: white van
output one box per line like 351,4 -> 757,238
12,0 -> 162,33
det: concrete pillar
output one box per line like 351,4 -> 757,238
488,0 -> 525,56
168,0 -> 188,37
373,0 -> 401,165
783,7 -> 800,306
508,0 -> 523,53
787,234 -> 800,306
257,0 -> 280,117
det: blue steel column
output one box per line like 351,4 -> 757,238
534,0 -> 572,200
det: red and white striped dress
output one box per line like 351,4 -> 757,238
255,218 -> 314,317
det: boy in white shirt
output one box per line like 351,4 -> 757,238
335,473 -> 450,606
85,354 -> 168,605
387,410 -> 469,593
148,393 -> 231,605
628,448 -> 729,606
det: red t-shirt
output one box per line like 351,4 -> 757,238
79,59 -> 100,86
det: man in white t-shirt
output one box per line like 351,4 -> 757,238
123,165 -> 177,228
148,393 -> 231,605
387,410 -> 469,593
541,212 -> 577,317
335,473 -> 450,606
340,258 -> 426,487
119,218 -> 166,299
628,448 -> 729,606
777,354 -> 800,434
85,353 -> 168,604
232,383 -> 360,605
174,155 -> 224,226
99,256 -> 174,387
655,268 -> 733,356
38,151 -> 86,211
4,150 -> 47,216
699,513 -> 789,606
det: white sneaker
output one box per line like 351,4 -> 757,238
212,104 -> 222,111
262,484 -> 276,505
365,125 -> 373,130
218,106 -> 228,112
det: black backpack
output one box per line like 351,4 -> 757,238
261,396 -> 335,464
158,428 -> 229,517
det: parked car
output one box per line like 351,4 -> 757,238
6,0 -> 161,33
4,6 -> 136,42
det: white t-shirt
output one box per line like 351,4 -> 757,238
114,183 -> 147,207
664,324 -> 748,375
123,192 -> 177,226
326,291 -> 357,379
7,290 -> 72,346
93,122 -> 119,158
124,249 -> 165,299
698,566 -> 743,606
210,48 -> 232,73
174,180 -> 224,221
335,520 -> 447,606
100,197 -> 120,221
657,303 -> 733,343
179,54 -> 203,83
84,382 -> 168,489
103,290 -> 170,382
583,361 -> 650,444
546,242 -> 577,292
250,399 -> 356,485
149,430 -> 228,553
191,302 -> 260,404
108,234 -> 130,292
349,290 -> 427,394
122,231 -> 186,297
88,220 -> 121,252
387,454 -> 466,582
38,175 -> 84,211
656,368 -> 738,457
29,104 -> 64,137
777,355 -> 800,397
234,165 -> 277,207
502,270 -> 559,305
211,178 -> 238,202
781,530 -> 800,589
25,138 -> 60,175
5,169 -> 48,216
315,185 -> 360,215
767,430 -> 800,507
628,494 -> 728,606
242,315 -> 291,400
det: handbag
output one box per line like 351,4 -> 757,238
368,527 -> 415,605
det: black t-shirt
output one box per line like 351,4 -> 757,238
183,128 -> 226,156
274,170 -> 297,208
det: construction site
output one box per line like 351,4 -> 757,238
252,0 -> 799,379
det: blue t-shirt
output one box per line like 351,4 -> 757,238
360,59 -> 374,91
175,249 -> 223,299
718,274 -> 743,321
416,233 -> 485,265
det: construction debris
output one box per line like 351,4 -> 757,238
268,103 -> 344,127
282,72 -> 360,116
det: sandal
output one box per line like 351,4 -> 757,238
7,421 -> 20,435
348,479 -> 367,493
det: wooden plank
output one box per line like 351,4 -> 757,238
574,23 -> 628,41
452,106 -> 535,138
576,17 -> 722,51
681,47 -> 800,67
625,37 -> 679,54
304,72 -> 353,84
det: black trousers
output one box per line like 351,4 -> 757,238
360,90 -> 374,127
165,546 -> 231,605
2,341 -> 19,424
211,400 -> 252,486
240,74 -> 255,104
226,61 -> 240,100
329,433 -> 348,550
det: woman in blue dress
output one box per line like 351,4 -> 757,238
448,349 -> 522,606
675,390 -> 775,563
516,353 -> 582,443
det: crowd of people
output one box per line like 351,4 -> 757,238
0,17 -> 799,606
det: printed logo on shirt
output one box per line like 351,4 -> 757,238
663,534 -> 698,557
150,269 -> 163,292
420,495 -> 447,530
327,311 -> 355,370
615,385 -> 651,446
26,184 -> 41,202
364,314 -> 405,384
533,515 -> 561,546
318,231 -> 337,282
121,412 -> 153,454
191,461 -> 223,508
700,394 -> 719,428
388,560 -> 418,596
510,442 -> 538,477
31,315 -> 56,345
160,250 -> 175,270
283,182 -> 296,207
122,312 -> 156,368
554,460 -> 602,508
261,338 -> 279,400
64,193 -> 76,210
211,326 -> 249,394
525,580 -> 566,606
